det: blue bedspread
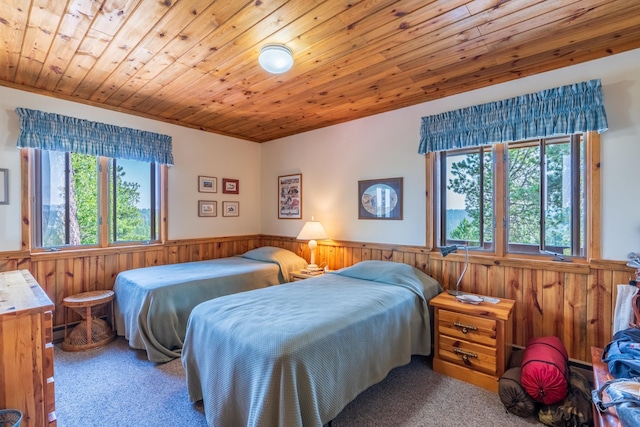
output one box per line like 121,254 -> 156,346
182,261 -> 442,426
114,247 -> 307,362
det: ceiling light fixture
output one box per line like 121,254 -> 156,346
258,44 -> 293,74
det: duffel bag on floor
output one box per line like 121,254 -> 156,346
498,367 -> 537,418
521,336 -> 569,405
537,367 -> 593,427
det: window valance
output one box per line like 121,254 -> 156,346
15,108 -> 174,165
418,79 -> 608,154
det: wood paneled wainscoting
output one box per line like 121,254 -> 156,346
261,235 -> 632,364
0,234 -> 632,364
0,235 -> 262,338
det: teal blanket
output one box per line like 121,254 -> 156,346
114,247 -> 307,362
182,261 -> 442,426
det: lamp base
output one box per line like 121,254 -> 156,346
447,289 -> 464,296
306,264 -> 323,272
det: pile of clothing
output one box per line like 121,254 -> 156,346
593,327 -> 640,427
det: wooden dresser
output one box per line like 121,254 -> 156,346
429,292 -> 515,392
0,269 -> 56,426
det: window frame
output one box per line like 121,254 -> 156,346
506,134 -> 584,257
108,158 -> 160,245
21,148 -> 168,253
438,145 -> 494,251
426,132 -> 601,262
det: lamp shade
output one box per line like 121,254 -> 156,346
296,221 -> 328,241
258,44 -> 293,74
439,245 -> 458,257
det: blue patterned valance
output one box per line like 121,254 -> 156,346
15,108 -> 174,165
418,79 -> 608,154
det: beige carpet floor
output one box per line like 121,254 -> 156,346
54,337 -> 541,426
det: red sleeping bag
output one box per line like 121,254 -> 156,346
520,336 -> 569,405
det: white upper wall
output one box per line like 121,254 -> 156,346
261,48 -> 640,260
1,49 -> 639,260
0,87 -> 261,251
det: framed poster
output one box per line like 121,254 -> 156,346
222,201 -> 239,217
198,200 -> 217,217
198,176 -> 217,193
222,178 -> 239,194
278,174 -> 302,219
358,177 -> 403,220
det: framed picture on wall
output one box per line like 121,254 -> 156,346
198,200 -> 217,217
222,201 -> 239,217
198,176 -> 217,193
278,174 -> 302,219
357,177 -> 403,220
222,178 -> 239,194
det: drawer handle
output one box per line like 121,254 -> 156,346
454,348 -> 478,364
453,321 -> 477,334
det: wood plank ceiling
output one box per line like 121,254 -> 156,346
1,0 -> 640,143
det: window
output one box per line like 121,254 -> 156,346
507,135 -> 584,257
32,149 -> 162,250
435,133 -> 590,259
108,158 -> 160,244
440,147 -> 493,250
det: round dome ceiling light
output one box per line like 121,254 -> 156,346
258,44 -> 293,74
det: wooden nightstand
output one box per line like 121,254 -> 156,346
290,271 -> 324,281
429,292 -> 515,392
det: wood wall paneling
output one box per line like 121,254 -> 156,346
261,235 -> 631,363
0,234 -> 632,364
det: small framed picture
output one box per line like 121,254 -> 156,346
358,177 -> 403,220
278,174 -> 302,219
223,201 -> 239,217
198,176 -> 217,193
222,178 -> 239,194
198,200 -> 217,217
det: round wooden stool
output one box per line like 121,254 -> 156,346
62,290 -> 116,351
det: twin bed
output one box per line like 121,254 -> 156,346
113,248 -> 442,426
181,260 -> 442,427
113,246 -> 308,362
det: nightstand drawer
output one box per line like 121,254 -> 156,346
438,309 -> 497,346
438,335 -> 497,375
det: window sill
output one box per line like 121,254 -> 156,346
30,242 -> 164,260
432,250 -> 591,274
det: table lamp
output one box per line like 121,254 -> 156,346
439,244 -> 469,296
297,217 -> 328,272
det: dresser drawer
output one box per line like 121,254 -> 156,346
438,309 -> 497,346
438,335 -> 497,375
